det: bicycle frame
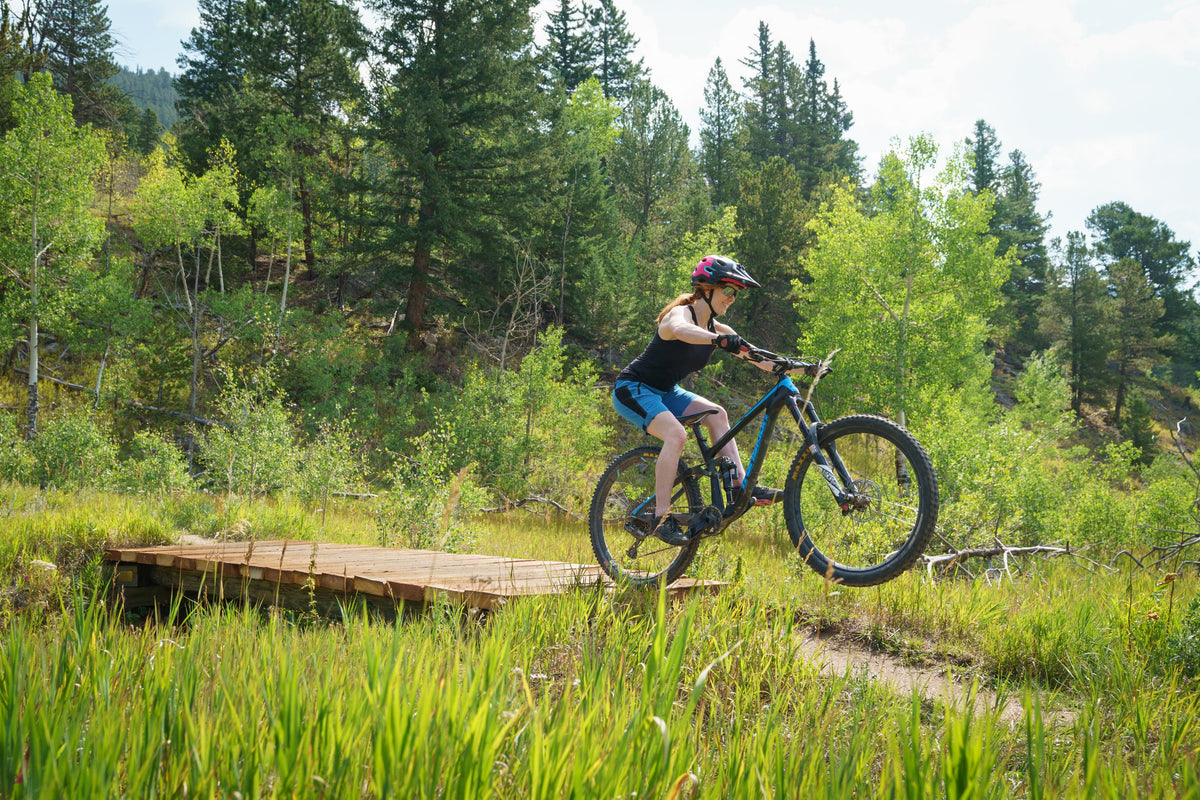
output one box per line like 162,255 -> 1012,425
679,373 -> 860,535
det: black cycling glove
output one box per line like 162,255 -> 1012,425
802,361 -> 833,378
715,333 -> 747,354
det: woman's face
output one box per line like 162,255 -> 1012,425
710,284 -> 738,314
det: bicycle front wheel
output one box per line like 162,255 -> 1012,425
589,445 -> 703,587
783,415 -> 938,587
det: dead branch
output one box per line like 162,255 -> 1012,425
480,495 -> 581,519
1111,550 -> 1146,569
922,541 -> 1082,582
1145,535 -> 1200,569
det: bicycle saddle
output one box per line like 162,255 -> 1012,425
678,409 -> 719,425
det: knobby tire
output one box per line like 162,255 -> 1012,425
782,414 -> 938,587
589,445 -> 703,587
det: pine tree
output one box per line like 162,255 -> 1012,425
242,0 -> 366,279
965,119 -> 1001,195
543,78 -> 620,334
1108,257 -> 1171,427
740,28 -> 858,194
740,22 -> 775,164
733,156 -> 808,350
543,0 -> 595,92
1040,231 -> 1111,415
1086,201 -> 1198,383
995,149 -> 1050,352
1088,202 -> 1194,298
795,39 -> 857,194
0,5 -> 41,133
176,0 -> 248,111
587,0 -> 641,99
175,0 -> 262,237
134,106 -> 159,154
609,79 -> 690,238
34,0 -> 130,127
698,57 -> 743,209
370,0 -> 550,348
1120,390 -> 1157,464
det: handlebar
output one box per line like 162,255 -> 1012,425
743,345 -> 825,377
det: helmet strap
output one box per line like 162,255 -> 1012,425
699,286 -> 719,319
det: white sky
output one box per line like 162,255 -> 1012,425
103,0 -> 1200,265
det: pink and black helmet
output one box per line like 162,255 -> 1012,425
691,255 -> 760,289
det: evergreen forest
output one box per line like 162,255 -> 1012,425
4,1 -> 1200,796
0,0 -> 1195,555
1,0 -> 1198,546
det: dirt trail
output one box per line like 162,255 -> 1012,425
799,633 -> 1074,726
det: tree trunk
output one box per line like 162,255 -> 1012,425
1114,365 -> 1127,428
26,312 -> 38,442
216,222 -> 225,293
248,226 -> 259,272
405,243 -> 430,351
94,341 -> 109,410
26,208 -> 39,441
276,171 -> 296,349
187,251 -> 203,473
299,170 -> 316,279
405,197 -> 435,350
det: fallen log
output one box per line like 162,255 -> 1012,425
10,367 -> 229,428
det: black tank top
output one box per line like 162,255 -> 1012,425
617,306 -> 716,391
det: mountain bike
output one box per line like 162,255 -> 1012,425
589,347 -> 939,588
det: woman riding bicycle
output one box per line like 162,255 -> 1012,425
612,255 -> 809,546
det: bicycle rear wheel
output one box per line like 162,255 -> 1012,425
589,445 -> 703,587
783,415 -> 938,587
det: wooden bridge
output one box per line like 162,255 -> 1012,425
105,539 -> 717,615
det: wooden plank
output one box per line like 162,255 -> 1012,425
104,540 -> 724,611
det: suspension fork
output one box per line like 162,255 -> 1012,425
785,395 -> 857,508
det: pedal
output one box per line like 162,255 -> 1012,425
687,505 -> 724,539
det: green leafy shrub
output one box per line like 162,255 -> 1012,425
374,421 -> 486,553
1170,594 -> 1200,677
1010,351 -> 1072,435
0,412 -> 33,483
198,373 -> 297,496
915,388 -> 1152,552
434,327 -> 609,510
27,412 -> 118,489
116,430 -> 192,494
293,415 -> 366,509
281,317 -> 371,423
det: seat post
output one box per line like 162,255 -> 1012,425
678,408 -> 718,456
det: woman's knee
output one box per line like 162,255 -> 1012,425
705,405 -> 730,430
648,413 -> 687,447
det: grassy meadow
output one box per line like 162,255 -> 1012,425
2,486 -> 1199,798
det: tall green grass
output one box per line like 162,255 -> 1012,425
3,486 -> 1199,797
3,588 -> 1198,798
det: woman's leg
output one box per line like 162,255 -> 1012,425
680,395 -> 781,504
680,397 -> 747,485
646,410 -> 688,518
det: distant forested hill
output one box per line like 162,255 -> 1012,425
110,66 -> 179,128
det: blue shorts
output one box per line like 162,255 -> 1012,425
612,380 -> 700,432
